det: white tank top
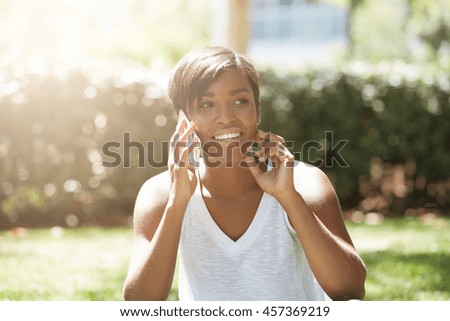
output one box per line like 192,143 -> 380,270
178,174 -> 331,301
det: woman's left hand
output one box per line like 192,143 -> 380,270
243,130 -> 295,199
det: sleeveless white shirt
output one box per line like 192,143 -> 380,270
178,174 -> 331,301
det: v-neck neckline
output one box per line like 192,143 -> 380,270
193,175 -> 269,253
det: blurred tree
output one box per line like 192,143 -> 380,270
109,0 -> 212,65
407,0 -> 450,62
322,0 -> 450,63
0,0 -> 212,67
351,0 -> 410,62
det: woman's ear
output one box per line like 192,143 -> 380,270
256,98 -> 261,125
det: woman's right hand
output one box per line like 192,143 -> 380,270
123,118 -> 199,301
168,118 -> 199,204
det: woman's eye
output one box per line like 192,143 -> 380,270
234,98 -> 249,106
199,101 -> 213,109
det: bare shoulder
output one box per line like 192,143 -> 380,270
292,161 -> 337,207
292,161 -> 352,243
133,170 -> 171,239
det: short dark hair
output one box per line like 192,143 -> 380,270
167,46 -> 261,114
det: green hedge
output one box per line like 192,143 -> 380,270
0,62 -> 448,228
259,62 -> 450,215
0,69 -> 176,228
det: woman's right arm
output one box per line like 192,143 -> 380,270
123,120 -> 198,300
122,173 -> 185,300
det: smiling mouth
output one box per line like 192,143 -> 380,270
213,132 -> 242,141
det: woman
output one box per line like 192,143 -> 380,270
123,46 -> 366,301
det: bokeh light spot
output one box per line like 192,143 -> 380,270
84,86 -> 97,99
154,114 -> 167,127
88,176 -> 101,189
44,183 -> 56,197
126,93 -> 138,105
2,182 -> 13,195
112,93 -> 125,105
94,113 -> 107,129
65,213 -> 79,227
63,179 -> 81,193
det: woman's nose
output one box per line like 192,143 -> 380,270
216,103 -> 235,124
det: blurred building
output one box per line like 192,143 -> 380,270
213,0 -> 348,68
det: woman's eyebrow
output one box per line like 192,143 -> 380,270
229,88 -> 249,96
201,88 -> 250,98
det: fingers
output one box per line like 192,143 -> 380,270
169,121 -> 200,169
256,130 -> 285,144
171,119 -> 192,144
252,131 -> 294,167
241,150 -> 266,180
255,140 -> 288,162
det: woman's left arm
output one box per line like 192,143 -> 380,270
244,131 -> 366,300
279,166 -> 366,300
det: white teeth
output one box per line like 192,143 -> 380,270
214,132 -> 241,141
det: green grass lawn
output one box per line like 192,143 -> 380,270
0,217 -> 448,300
349,217 -> 450,300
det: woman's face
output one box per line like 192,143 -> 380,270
187,69 -> 260,166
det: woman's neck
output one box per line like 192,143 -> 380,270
199,161 -> 261,200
